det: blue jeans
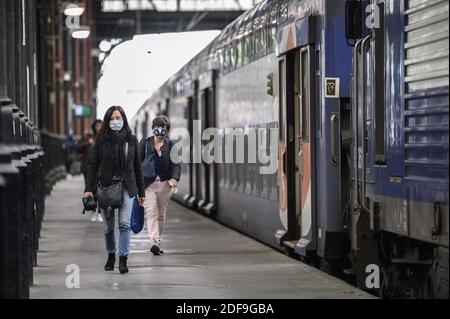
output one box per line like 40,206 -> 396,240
100,188 -> 135,257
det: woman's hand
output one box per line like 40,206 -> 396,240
168,179 -> 178,188
139,197 -> 145,206
84,192 -> 94,197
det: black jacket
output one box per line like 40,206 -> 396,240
139,136 -> 181,187
85,134 -> 145,198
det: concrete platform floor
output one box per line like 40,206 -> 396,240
30,176 -> 374,299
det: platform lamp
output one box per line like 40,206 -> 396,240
63,1 -> 90,39
70,26 -> 91,39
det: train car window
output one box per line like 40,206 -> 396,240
254,15 -> 261,55
255,2 -> 268,57
223,46 -> 230,71
244,18 -> 253,64
216,48 -> 224,73
279,60 -> 286,141
301,50 -> 309,140
374,2 -> 386,164
244,35 -> 250,64
278,0 -> 289,26
233,136 -> 239,191
267,1 -> 278,51
253,128 -> 260,197
230,43 -> 236,69
260,23 -> 267,56
315,50 -> 321,134
236,40 -> 243,67
260,125 -> 270,199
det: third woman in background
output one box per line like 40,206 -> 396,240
76,119 -> 103,222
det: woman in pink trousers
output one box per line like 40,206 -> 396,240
139,116 -> 180,255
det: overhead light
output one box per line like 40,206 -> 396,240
71,26 -> 91,39
63,71 -> 72,81
64,4 -> 85,16
99,40 -> 112,52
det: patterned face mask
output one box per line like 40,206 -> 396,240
153,127 -> 167,137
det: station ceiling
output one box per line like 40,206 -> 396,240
94,0 -> 259,39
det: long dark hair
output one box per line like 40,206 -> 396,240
98,106 -> 132,141
91,119 -> 103,137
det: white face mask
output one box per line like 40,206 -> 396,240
109,119 -> 124,131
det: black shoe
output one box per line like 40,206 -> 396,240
119,255 -> 129,274
150,244 -> 161,256
104,253 -> 115,271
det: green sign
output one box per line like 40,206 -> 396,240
75,104 -> 93,117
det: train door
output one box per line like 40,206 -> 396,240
196,89 -> 207,210
201,86 -> 217,214
196,71 -> 217,214
277,46 -> 316,254
187,81 -> 199,206
182,96 -> 194,203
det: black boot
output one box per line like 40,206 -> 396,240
150,244 -> 161,256
119,255 -> 129,274
104,253 -> 115,271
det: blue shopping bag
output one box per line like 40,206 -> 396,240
130,198 -> 145,234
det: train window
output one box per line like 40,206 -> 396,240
231,41 -> 237,68
236,40 -> 243,67
217,48 -> 224,72
244,36 -> 250,64
259,19 -> 267,56
253,129 -> 260,197
374,3 -> 386,164
230,44 -> 236,69
316,50 -> 322,134
260,125 -> 270,199
223,46 -> 230,71
301,50 -> 309,140
278,0 -> 289,25
279,60 -> 286,141
267,1 -> 278,50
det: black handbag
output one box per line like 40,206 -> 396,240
97,180 -> 123,210
142,138 -> 156,179
96,142 -> 128,211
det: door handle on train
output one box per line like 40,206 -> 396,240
432,202 -> 442,239
330,112 -> 340,165
288,124 -> 294,143
298,149 -> 303,178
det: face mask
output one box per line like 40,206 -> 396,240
153,127 -> 167,138
109,119 -> 124,131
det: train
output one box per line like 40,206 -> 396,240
132,0 -> 449,298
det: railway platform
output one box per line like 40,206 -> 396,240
30,176 -> 373,299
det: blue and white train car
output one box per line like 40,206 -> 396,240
132,0 -> 449,298
348,0 -> 448,297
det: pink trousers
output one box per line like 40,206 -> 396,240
143,179 -> 171,246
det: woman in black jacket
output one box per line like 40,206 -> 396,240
84,106 -> 145,274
